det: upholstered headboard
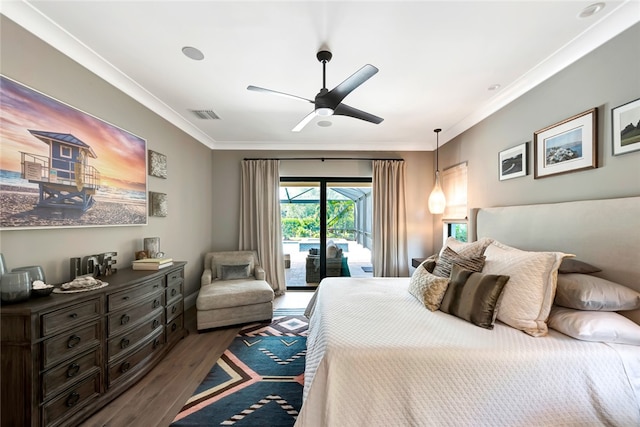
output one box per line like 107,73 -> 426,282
470,196 -> 640,323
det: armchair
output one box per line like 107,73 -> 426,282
196,250 -> 274,330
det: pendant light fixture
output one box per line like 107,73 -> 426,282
428,128 -> 446,214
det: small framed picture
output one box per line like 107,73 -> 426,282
534,108 -> 597,179
612,98 -> 640,156
499,142 -> 528,181
148,150 -> 167,178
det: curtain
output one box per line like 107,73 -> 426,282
239,159 -> 286,295
372,160 -> 409,277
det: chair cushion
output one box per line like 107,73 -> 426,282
196,279 -> 274,310
211,252 -> 256,279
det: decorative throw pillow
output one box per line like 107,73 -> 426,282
440,264 -> 510,329
220,264 -> 250,280
555,273 -> 640,311
548,306 -> 640,346
558,258 -> 602,274
433,246 -> 485,278
408,266 -> 450,311
440,237 -> 494,258
482,241 -> 570,337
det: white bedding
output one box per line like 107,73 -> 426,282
296,277 -> 640,427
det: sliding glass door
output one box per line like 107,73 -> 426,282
281,178 -> 372,289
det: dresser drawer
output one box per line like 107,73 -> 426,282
108,278 -> 163,311
42,298 -> 101,337
166,281 -> 182,303
166,314 -> 184,345
107,329 -> 164,388
42,322 -> 101,370
107,310 -> 164,361
108,292 -> 164,337
42,348 -> 101,401
42,372 -> 100,427
167,268 -> 183,287
166,299 -> 183,323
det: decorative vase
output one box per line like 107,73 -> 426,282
1,271 -> 31,304
12,265 -> 46,285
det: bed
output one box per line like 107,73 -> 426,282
296,197 -> 640,427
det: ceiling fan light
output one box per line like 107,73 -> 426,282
316,107 -> 334,116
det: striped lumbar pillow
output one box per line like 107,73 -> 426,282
433,246 -> 485,278
440,264 -> 510,329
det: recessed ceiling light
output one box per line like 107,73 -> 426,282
182,46 -> 204,61
488,84 -> 501,91
317,120 -> 332,127
578,2 -> 605,18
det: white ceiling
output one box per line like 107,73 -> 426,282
3,1 -> 639,151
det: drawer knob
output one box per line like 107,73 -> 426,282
171,306 -> 177,314
152,299 -> 160,309
67,335 -> 81,348
66,391 -> 80,407
121,314 -> 130,325
121,361 -> 131,373
69,313 -> 78,319
123,296 -> 129,300
154,284 -> 159,289
66,363 -> 80,378
120,338 -> 130,349
171,289 -> 177,297
152,319 -> 160,329
171,323 -> 177,332
153,338 -> 160,349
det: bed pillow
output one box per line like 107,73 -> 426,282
482,241 -> 569,337
558,258 -> 602,274
440,264 -> 510,329
441,237 -> 493,258
548,306 -> 640,346
408,265 -> 450,311
555,274 -> 640,311
432,246 -> 485,279
220,264 -> 251,280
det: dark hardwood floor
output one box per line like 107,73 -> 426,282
80,307 -> 239,427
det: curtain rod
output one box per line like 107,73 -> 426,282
243,157 -> 404,161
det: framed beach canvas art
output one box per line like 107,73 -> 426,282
0,75 -> 147,229
534,108 -> 597,179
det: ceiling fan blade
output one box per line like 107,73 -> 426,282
292,110 -> 317,132
333,103 -> 383,124
325,64 -> 378,107
247,85 -> 313,104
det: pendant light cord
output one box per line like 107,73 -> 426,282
434,128 -> 442,172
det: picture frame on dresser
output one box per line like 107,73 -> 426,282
612,98 -> 640,156
534,108 -> 597,179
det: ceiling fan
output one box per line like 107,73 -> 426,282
247,50 -> 383,132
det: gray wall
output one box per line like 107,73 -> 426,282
434,23 -> 640,250
211,150 -> 434,267
0,16 -> 215,300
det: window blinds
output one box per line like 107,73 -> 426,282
442,162 -> 468,221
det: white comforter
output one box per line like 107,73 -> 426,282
296,277 -> 640,427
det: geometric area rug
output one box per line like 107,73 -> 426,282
171,309 -> 308,426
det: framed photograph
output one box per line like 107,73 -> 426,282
0,75 -> 148,229
148,150 -> 168,178
612,98 -> 640,156
499,142 -> 527,181
534,108 -> 597,179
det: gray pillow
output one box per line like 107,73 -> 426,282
558,258 -> 602,274
555,273 -> 640,311
220,264 -> 250,280
440,264 -> 510,329
433,246 -> 485,278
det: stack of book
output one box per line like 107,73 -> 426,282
132,257 -> 173,270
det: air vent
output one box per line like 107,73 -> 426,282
189,109 -> 220,120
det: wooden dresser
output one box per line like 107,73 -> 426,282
0,262 -> 186,427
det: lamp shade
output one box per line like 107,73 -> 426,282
428,171 -> 446,214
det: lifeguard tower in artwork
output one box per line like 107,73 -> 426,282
20,130 -> 100,211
